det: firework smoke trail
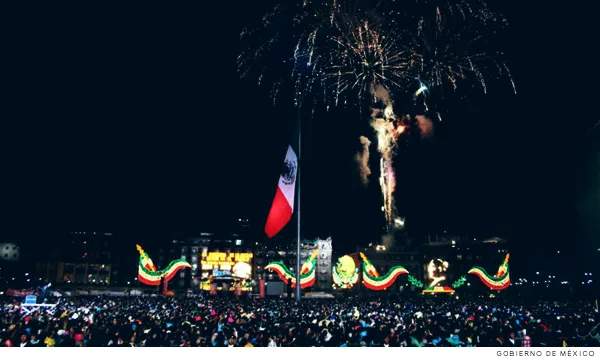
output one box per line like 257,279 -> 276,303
355,136 -> 372,185
379,158 -> 395,224
372,117 -> 397,224
370,84 -> 405,225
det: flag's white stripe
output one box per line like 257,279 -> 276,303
277,145 -> 297,209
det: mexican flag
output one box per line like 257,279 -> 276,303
264,145 -> 298,238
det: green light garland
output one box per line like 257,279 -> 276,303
452,275 -> 467,289
407,274 -> 424,288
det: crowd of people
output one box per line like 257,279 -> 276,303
1,294 -> 599,347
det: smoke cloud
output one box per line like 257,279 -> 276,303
416,114 -> 434,138
355,136 -> 372,185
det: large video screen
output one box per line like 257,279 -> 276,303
200,251 -> 253,280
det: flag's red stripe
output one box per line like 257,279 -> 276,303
264,186 -> 293,238
138,274 -> 160,286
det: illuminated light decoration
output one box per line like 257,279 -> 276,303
232,262 -> 252,279
198,249 -> 254,292
137,244 -> 157,273
360,252 -> 379,277
360,252 -> 409,291
422,258 -> 455,295
452,276 -> 467,289
407,275 -> 424,288
199,251 -> 254,291
264,261 -> 294,283
422,286 -> 455,295
332,255 -> 359,289
363,265 -> 409,291
467,253 -> 511,291
299,250 -> 318,275
265,250 -> 317,289
136,244 -> 191,286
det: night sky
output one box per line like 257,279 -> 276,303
1,3 -> 598,270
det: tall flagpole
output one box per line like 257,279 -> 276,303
295,108 -> 302,303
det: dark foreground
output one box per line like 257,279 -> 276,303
1,295 -> 599,347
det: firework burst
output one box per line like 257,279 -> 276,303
239,0 -> 515,226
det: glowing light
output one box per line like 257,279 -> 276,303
467,254 -> 511,291
375,245 -> 387,252
426,259 -> 449,289
136,244 -> 191,287
332,255 -> 359,289
414,82 -> 428,97
360,252 -> 409,291
265,250 -> 318,289
394,217 -> 405,229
